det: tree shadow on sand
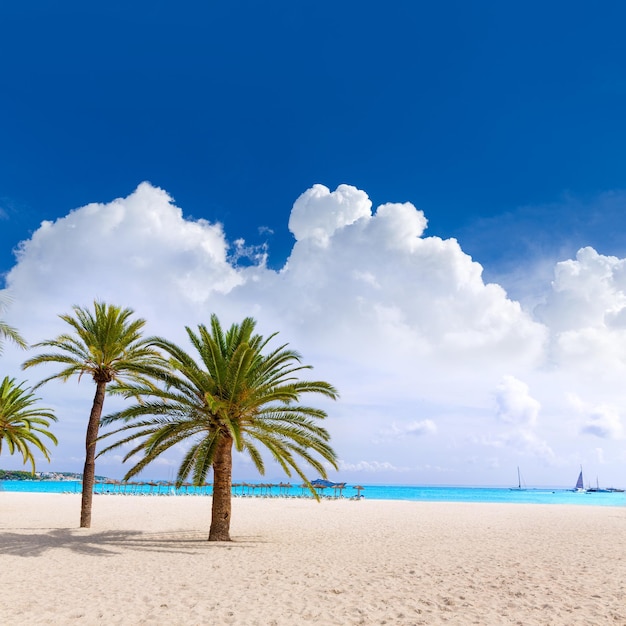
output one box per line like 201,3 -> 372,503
0,528 -> 260,558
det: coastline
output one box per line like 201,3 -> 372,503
2,479 -> 626,507
1,493 -> 625,624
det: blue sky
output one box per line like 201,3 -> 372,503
3,2 -> 626,278
2,2 -> 626,487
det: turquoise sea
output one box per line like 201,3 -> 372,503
2,480 -> 625,507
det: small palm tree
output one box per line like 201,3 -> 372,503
0,376 -> 58,472
0,295 -> 28,354
22,301 -> 164,528
100,314 -> 339,541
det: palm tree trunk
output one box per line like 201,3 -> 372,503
80,381 -> 106,528
209,435 -> 233,541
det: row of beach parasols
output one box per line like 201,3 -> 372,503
92,479 -> 365,498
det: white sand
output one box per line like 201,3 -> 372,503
1,493 -> 625,625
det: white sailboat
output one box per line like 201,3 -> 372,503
572,467 -> 586,492
509,466 -> 527,491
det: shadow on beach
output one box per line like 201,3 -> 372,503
0,528 -> 261,558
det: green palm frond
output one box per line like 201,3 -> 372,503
23,301 -> 165,386
0,294 -> 28,353
0,376 -> 58,473
100,313 -> 339,496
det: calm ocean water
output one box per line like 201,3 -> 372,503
1,480 -> 625,507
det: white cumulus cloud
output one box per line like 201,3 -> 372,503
288,183 -> 372,245
2,183 -> 626,486
495,376 -> 540,427
580,404 -> 622,439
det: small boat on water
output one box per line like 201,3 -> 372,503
573,470 -> 625,493
572,467 -> 586,492
586,477 -> 611,493
509,466 -> 527,491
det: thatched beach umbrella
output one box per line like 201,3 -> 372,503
310,478 -> 338,499
334,482 -> 346,498
353,485 -> 365,499
315,484 -> 327,497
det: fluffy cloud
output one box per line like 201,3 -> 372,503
280,185 -> 547,380
474,430 -> 555,464
2,183 -> 626,486
495,376 -> 540,427
337,459 -> 408,473
540,247 -> 626,333
537,247 -> 626,373
581,407 -> 623,439
568,395 -> 623,440
377,420 -> 437,440
6,183 -> 244,333
288,184 -> 373,245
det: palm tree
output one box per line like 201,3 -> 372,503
22,301 -> 164,528
0,294 -> 28,354
0,376 -> 58,472
99,314 -> 339,541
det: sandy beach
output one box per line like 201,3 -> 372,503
1,493 -> 625,625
